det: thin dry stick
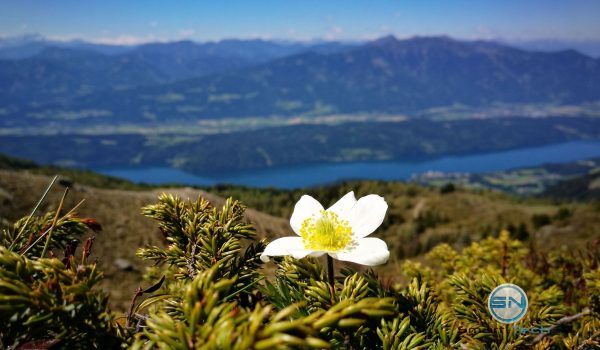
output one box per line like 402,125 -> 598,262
532,307 -> 591,344
63,198 -> 86,218
40,187 -> 69,258
20,198 -> 86,256
8,175 -> 58,251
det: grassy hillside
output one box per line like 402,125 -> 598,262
0,169 -> 291,311
1,160 -> 600,309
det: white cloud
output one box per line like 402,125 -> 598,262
46,33 -> 86,42
178,29 -> 196,38
89,34 -> 166,45
324,26 -> 344,40
470,25 -> 496,40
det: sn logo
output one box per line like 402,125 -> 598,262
490,295 -> 526,309
487,283 -> 528,324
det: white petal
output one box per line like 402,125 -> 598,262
327,191 -> 357,220
260,237 -> 314,262
330,238 -> 389,266
348,195 -> 388,238
290,195 -> 324,235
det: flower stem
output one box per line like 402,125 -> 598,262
327,255 -> 335,287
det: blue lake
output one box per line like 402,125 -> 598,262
98,140 -> 600,189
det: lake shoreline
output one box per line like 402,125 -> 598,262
95,140 -> 600,189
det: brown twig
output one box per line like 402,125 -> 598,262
187,243 -> 197,279
125,287 -> 144,329
532,307 -> 592,344
327,255 -> 335,288
125,276 -> 166,329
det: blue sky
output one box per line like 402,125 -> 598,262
1,0 -> 599,44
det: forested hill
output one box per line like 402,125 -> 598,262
1,117 -> 599,173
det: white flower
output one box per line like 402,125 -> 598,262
260,192 -> 389,266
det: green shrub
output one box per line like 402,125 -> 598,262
0,215 -> 121,349
439,183 -> 456,194
531,213 -> 551,229
1,191 -> 599,349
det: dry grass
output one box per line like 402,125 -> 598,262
0,170 -> 291,311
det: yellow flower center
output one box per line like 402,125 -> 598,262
300,210 -> 353,251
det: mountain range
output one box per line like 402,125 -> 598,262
4,33 -> 600,58
0,34 -> 133,58
0,37 -> 353,113
1,35 -> 599,128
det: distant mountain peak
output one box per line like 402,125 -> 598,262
370,35 -> 399,46
138,40 -> 196,48
0,33 -> 46,48
368,35 -> 461,49
1,33 -> 45,41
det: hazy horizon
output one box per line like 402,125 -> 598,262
1,1 -> 600,45
4,32 -> 600,59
